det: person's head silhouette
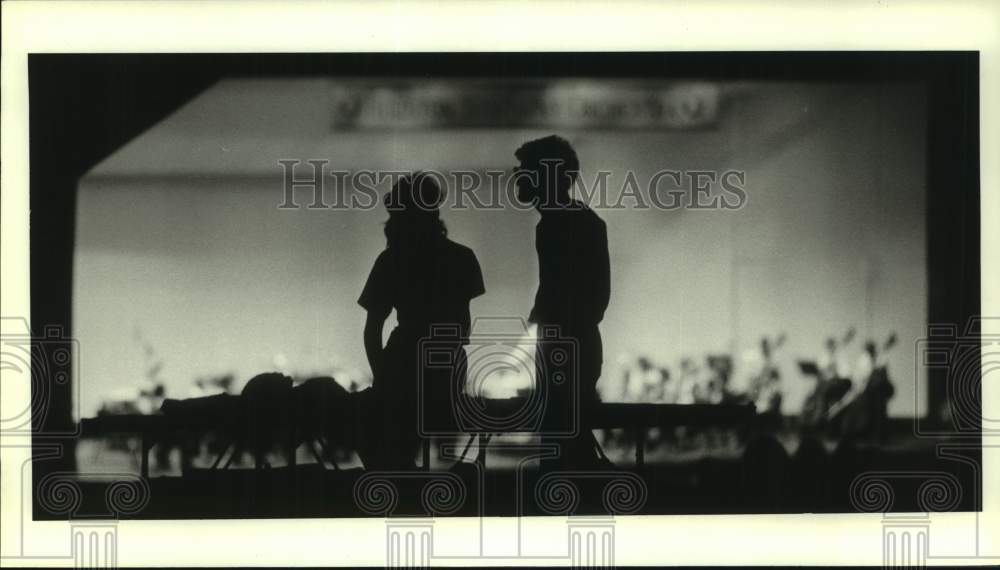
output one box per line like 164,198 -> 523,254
825,336 -> 837,352
864,340 -> 877,359
514,135 -> 579,212
383,171 -> 447,248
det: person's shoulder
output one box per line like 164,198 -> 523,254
443,238 -> 478,261
569,199 -> 598,216
571,200 -> 606,228
373,247 -> 393,264
360,249 -> 391,282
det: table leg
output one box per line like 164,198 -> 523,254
308,441 -> 326,468
476,434 -> 487,469
210,440 -> 232,469
633,426 -> 645,469
141,436 -> 152,479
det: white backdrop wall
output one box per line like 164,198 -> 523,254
73,80 -> 926,418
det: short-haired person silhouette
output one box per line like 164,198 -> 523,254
358,173 -> 485,469
514,135 -> 612,470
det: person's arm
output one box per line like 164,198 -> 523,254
358,250 -> 393,378
528,225 -> 544,324
363,306 -> 391,379
580,218 -> 611,324
594,220 -> 611,321
528,289 -> 543,324
458,303 -> 473,344
462,249 -> 485,342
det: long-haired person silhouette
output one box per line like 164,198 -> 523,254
358,173 -> 485,469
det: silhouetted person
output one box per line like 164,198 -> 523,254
293,376 -> 353,467
241,372 -> 295,468
747,334 -> 785,429
358,173 -> 485,469
790,436 -> 831,510
742,433 -> 790,512
835,336 -> 896,442
514,135 -> 611,469
829,438 -> 861,511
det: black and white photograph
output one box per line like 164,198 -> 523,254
2,2 -> 997,567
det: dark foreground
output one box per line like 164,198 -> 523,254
36,431 -> 980,520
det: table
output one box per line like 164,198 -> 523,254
80,400 -> 755,476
